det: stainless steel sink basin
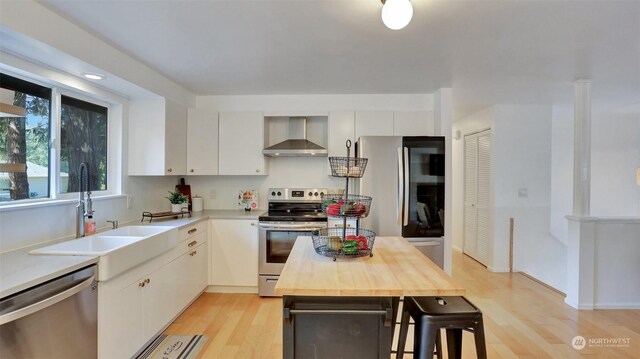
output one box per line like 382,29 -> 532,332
30,226 -> 178,281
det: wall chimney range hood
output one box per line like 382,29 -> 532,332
263,117 -> 327,157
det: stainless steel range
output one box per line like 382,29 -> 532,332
258,188 -> 328,297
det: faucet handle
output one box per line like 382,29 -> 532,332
107,220 -> 119,229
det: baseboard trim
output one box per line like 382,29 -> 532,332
206,285 -> 258,294
487,266 -> 510,273
519,271 -> 566,297
594,303 -> 640,309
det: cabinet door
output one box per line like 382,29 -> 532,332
210,219 -> 259,287
393,111 -> 434,136
328,112 -> 355,157
128,98 -> 166,175
173,236 -> 208,310
142,265 -> 175,339
164,99 -> 187,175
355,111 -> 393,139
218,112 -> 266,175
98,280 -> 144,359
187,109 -> 219,175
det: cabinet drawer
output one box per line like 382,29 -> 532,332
179,220 -> 207,242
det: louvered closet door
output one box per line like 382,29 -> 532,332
475,132 -> 491,265
463,136 -> 478,258
463,130 -> 491,266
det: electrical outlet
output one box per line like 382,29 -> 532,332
209,189 -> 217,200
127,195 -> 133,209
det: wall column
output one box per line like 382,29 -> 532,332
566,80 -> 595,310
434,88 -> 453,275
573,80 -> 591,216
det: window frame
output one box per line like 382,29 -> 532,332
0,69 -> 121,206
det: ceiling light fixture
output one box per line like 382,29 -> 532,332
381,0 -> 413,30
82,73 -> 105,80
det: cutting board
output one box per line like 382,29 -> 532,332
176,178 -> 192,211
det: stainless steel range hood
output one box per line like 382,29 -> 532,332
263,117 -> 327,157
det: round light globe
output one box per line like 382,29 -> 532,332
381,0 -> 413,30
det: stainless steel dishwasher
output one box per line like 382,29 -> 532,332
0,265 -> 97,358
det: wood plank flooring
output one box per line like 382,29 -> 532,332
163,250 -> 640,358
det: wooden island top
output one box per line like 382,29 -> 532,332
274,236 -> 465,297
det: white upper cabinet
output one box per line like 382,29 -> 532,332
355,111 -> 394,139
128,98 -> 187,176
328,111 -> 355,157
218,111 -> 267,175
393,111 -> 434,136
186,108 -> 219,175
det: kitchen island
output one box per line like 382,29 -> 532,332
274,236 -> 465,358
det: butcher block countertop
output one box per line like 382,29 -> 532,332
274,236 -> 465,297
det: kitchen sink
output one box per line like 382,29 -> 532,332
30,226 -> 178,281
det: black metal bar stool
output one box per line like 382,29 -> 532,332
396,296 -> 487,359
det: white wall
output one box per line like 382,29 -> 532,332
549,106 -> 573,245
590,110 -> 640,216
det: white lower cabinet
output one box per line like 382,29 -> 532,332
98,223 -> 208,359
210,219 -> 259,287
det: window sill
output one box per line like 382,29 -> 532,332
0,194 -> 126,212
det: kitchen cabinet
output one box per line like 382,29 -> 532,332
99,264 -> 171,358
98,221 -> 208,359
355,111 -> 393,139
129,98 -> 187,176
210,219 -> 259,287
218,111 -> 267,175
187,108 -> 219,175
328,111 -> 355,156
393,111 -> 434,136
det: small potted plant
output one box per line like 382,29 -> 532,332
166,191 -> 189,213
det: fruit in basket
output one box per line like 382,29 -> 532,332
340,204 -> 353,215
342,240 -> 358,254
326,203 -> 341,216
327,236 -> 343,250
323,198 -> 335,207
346,235 -> 368,250
353,203 -> 367,216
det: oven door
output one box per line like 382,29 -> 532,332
259,221 -> 326,275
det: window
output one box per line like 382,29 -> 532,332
0,72 -> 110,203
60,96 -> 108,193
0,74 -> 51,201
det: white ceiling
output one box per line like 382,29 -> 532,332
40,0 -> 640,117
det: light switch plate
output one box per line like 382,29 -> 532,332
518,188 -> 528,198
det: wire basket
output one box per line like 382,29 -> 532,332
328,157 -> 368,178
321,194 -> 372,218
312,227 -> 376,260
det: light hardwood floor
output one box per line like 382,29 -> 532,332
164,250 -> 640,358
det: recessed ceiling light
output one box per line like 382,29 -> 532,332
82,73 -> 105,80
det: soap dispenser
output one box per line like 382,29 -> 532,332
85,216 -> 96,235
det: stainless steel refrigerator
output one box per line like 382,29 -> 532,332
357,136 -> 445,268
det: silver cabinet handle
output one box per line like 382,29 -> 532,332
397,147 -> 403,225
251,222 -> 255,226
0,275 -> 95,325
190,169 -> 194,173
255,169 -> 260,173
167,168 -> 173,173
403,147 -> 409,226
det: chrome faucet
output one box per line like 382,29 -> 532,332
75,162 -> 94,238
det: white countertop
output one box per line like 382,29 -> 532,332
0,209 -> 265,299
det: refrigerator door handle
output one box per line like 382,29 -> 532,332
397,147 -> 403,225
403,147 -> 409,226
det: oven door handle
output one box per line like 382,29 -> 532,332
259,223 -> 326,230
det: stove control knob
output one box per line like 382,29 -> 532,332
308,191 -> 313,197
271,191 -> 276,196
277,191 -> 282,196
320,192 -> 324,197
314,192 -> 319,196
